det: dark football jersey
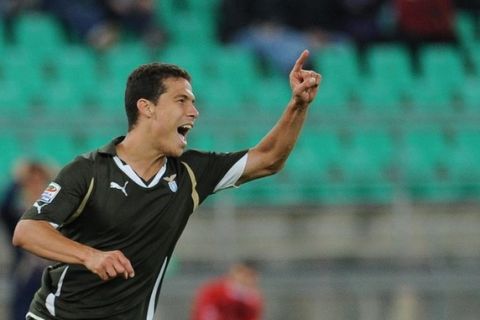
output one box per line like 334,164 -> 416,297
22,137 -> 248,320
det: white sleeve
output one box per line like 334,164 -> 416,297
213,154 -> 248,192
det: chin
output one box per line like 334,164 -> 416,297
167,147 -> 186,158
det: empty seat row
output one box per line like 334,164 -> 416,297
2,125 -> 479,168
2,125 -> 480,205
313,43 -> 480,98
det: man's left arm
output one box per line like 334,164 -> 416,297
238,49 -> 321,184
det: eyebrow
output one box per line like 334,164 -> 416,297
175,93 -> 196,102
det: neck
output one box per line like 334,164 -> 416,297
116,132 -> 166,181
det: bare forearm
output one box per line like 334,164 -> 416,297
12,219 -> 94,265
13,219 -> 135,280
255,101 -> 308,168
239,49 -> 321,183
238,101 -> 309,184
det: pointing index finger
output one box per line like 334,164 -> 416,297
293,49 -> 310,72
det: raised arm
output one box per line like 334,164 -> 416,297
13,220 -> 135,281
238,49 -> 321,184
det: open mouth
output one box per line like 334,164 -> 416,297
177,124 -> 193,145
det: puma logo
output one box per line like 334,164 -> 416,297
33,201 -> 49,214
110,181 -> 128,196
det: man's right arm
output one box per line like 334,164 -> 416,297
12,219 -> 135,281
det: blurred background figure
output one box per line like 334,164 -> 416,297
338,0 -> 390,50
191,261 -> 263,320
0,160 -> 53,320
1,0 -> 165,50
218,0 -> 346,75
394,0 -> 457,44
394,0 -> 457,66
42,0 -> 166,50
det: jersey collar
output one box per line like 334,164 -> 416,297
99,136 -> 168,188
98,136 -> 125,155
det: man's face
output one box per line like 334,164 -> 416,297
149,77 -> 199,157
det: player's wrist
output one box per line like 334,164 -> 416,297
289,97 -> 310,111
77,244 -> 99,266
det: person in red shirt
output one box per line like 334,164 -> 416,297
395,0 -> 456,42
191,262 -> 263,320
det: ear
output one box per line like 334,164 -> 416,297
137,99 -> 153,117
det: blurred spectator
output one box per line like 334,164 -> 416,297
394,0 -> 457,51
42,0 -> 165,50
218,0 -> 346,75
0,160 -> 53,320
191,261 -> 263,320
338,0 -> 390,50
392,0 -> 458,71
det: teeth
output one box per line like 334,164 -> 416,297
181,124 -> 193,129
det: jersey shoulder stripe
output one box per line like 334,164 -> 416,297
63,177 -> 95,225
181,162 -> 199,211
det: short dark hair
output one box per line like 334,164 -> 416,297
124,63 -> 191,130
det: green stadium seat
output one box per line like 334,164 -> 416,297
13,12 -> 66,64
199,78 -> 246,114
355,79 -> 405,117
343,127 -> 395,179
456,11 -> 477,48
243,129 -> 271,149
453,127 -> 480,160
231,175 -> 291,205
0,21 -> 5,57
468,43 -> 480,77
95,81 -> 125,113
2,47 -> 46,99
459,78 -> 480,114
158,44 -> 206,84
251,78 -> 291,115
187,129 -> 217,151
39,80 -> 86,115
337,127 -> 395,203
153,0 -> 182,34
204,46 -> 261,104
405,80 -> 454,115
184,0 -> 220,11
419,45 -> 466,94
443,126 -> 480,199
102,42 -> 153,87
0,133 -> 23,182
29,133 -> 78,166
0,80 -> 32,117
313,43 -> 360,96
311,79 -> 351,117
167,12 -> 216,48
366,44 -> 414,94
400,126 -> 450,200
446,133 -> 480,195
288,129 -> 343,185
84,133 -> 117,152
54,45 -> 100,99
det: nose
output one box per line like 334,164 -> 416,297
189,103 -> 199,119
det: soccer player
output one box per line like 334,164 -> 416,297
12,49 -> 321,319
